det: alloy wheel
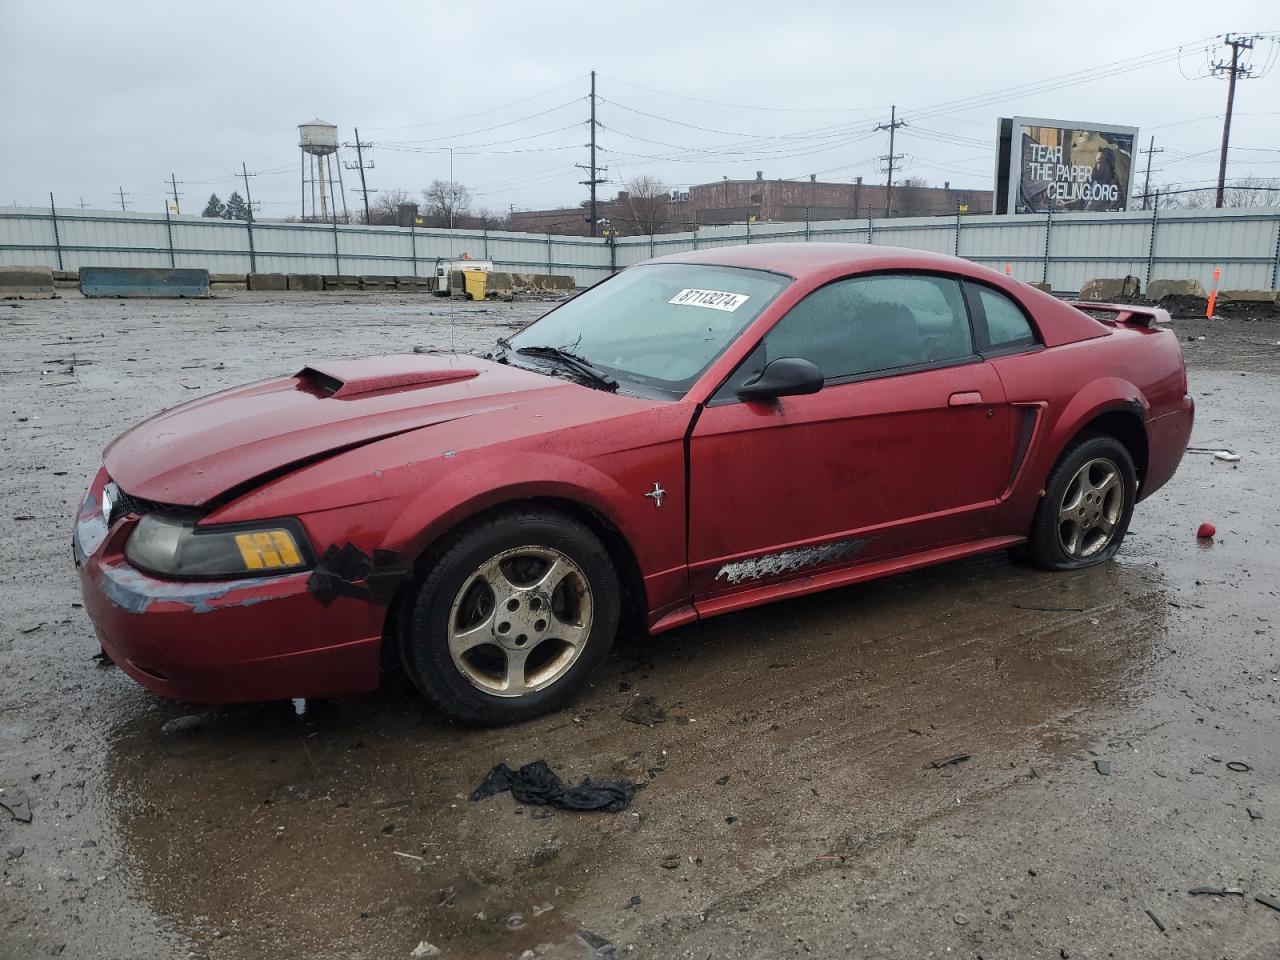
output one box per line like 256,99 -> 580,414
1057,457 -> 1124,560
446,546 -> 593,697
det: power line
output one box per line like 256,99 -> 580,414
363,75 -> 587,131
1211,34 -> 1262,207
1140,137 -> 1165,210
875,106 -> 907,217
343,129 -> 375,224
579,70 -> 606,237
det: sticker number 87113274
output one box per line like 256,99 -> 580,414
667,288 -> 751,312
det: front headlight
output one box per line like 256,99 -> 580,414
125,514 -> 313,579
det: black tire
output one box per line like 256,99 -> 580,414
1020,434 -> 1137,571
400,507 -> 620,725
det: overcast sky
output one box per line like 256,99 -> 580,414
2,1 -> 1277,217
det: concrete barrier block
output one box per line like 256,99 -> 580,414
395,276 -> 432,291
323,275 -> 358,289
1220,289 -> 1278,304
0,265 -> 56,299
1147,279 -> 1207,301
80,267 -> 209,298
247,273 -> 288,291
209,273 -> 247,284
1025,281 -> 1052,294
359,275 -> 396,289
1079,277 -> 1140,301
287,273 -> 323,291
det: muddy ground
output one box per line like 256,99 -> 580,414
2,292 -> 1278,960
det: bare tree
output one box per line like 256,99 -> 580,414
893,176 -> 930,217
1154,178 -> 1280,210
367,187 -> 414,225
1224,176 -> 1280,208
423,179 -> 473,227
620,175 -> 672,234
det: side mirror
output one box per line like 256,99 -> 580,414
737,357 -> 824,402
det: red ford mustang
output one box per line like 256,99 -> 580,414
74,244 -> 1194,723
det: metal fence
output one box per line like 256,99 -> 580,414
3,204 -> 1279,294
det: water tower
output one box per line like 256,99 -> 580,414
299,119 -> 349,223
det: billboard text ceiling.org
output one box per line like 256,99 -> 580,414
995,117 -> 1138,215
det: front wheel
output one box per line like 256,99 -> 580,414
1021,435 -> 1137,571
400,508 -> 620,725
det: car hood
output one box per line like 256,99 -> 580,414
103,354 -> 620,506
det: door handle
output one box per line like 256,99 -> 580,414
948,391 -> 984,407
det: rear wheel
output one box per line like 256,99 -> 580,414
401,508 -> 619,725
1021,435 -> 1136,571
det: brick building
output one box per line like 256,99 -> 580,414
508,172 -> 992,236
690,172 -> 992,224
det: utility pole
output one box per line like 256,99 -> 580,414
1211,34 -> 1258,208
77,197 -> 88,210
875,105 -> 907,218
239,162 -> 257,221
168,173 -> 183,214
343,129 -> 375,224
1139,137 -> 1164,210
577,69 -> 607,237
116,186 -> 129,212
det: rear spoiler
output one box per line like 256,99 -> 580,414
1069,302 -> 1172,327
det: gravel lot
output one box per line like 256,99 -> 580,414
2,291 -> 1279,960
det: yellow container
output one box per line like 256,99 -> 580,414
462,269 -> 487,301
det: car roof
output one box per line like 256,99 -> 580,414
647,242 -> 996,281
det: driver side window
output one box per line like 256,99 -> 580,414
763,273 -> 974,381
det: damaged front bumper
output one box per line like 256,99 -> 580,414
73,471 -> 386,703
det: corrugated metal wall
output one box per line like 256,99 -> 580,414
3,206 -> 1277,293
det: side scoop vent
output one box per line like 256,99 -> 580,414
297,361 -> 480,398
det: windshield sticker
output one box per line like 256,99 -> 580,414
668,288 -> 751,312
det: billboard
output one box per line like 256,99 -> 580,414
994,117 -> 1138,215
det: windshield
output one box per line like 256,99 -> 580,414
505,263 -> 790,396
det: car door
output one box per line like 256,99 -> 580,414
687,271 -> 1016,600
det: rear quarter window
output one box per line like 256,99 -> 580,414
974,285 -> 1037,348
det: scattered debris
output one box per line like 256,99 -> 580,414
1186,447 -> 1240,462
1225,761 -> 1251,773
5,845 -> 24,860
393,851 -> 424,861
0,791 -> 33,823
624,895 -> 641,909
1095,759 -> 1112,776
531,901 -> 554,917
1256,894 -> 1280,913
471,761 -> 636,813
1188,886 -> 1244,896
505,913 -> 525,930
715,774 -> 731,786
622,695 -> 667,727
1144,909 -> 1166,933
1196,522 -> 1216,540
160,715 -> 203,735
19,622 -> 44,634
953,912 -> 971,926
1247,807 -> 1264,820
577,929 -> 613,952
409,941 -> 441,957
660,853 -> 681,870
930,753 -> 970,769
